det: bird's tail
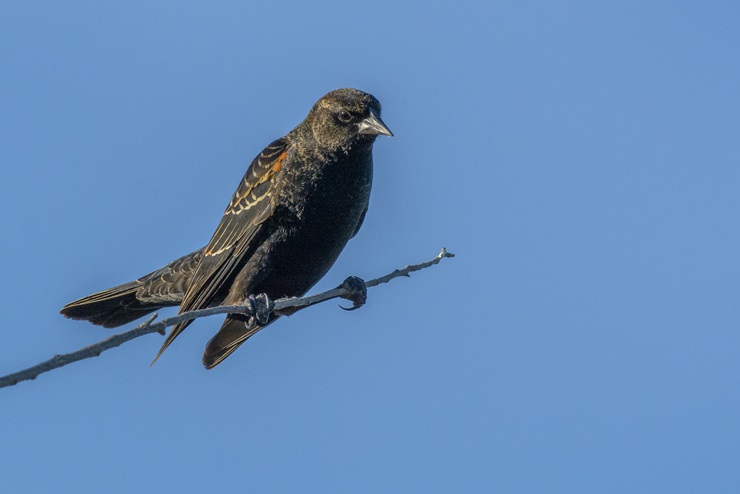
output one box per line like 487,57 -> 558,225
61,250 -> 201,329
60,279 -> 163,328
202,314 -> 277,369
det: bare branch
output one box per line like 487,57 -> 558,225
272,247 -> 455,314
0,248 -> 454,389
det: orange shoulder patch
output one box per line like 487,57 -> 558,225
271,150 -> 288,174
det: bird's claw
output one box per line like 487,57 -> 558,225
338,276 -> 367,311
243,293 -> 273,328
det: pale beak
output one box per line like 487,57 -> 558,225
357,107 -> 393,137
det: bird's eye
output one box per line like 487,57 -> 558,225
337,110 -> 352,123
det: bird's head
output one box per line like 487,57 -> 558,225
305,88 -> 393,151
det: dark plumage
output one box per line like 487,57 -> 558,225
61,88 -> 392,368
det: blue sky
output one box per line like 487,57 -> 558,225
2,1 -> 739,492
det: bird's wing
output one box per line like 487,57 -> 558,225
351,206 -> 368,239
152,138 -> 289,363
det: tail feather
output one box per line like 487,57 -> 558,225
60,280 -> 164,328
61,249 -> 201,329
202,315 -> 277,369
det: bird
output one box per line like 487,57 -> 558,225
61,88 -> 392,368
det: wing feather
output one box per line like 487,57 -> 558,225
152,138 -> 289,363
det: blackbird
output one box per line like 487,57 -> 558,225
61,88 -> 392,368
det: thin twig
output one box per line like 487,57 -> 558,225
0,248 -> 454,388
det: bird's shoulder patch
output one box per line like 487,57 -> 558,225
225,138 -> 289,217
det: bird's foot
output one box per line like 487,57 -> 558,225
243,293 -> 274,328
338,276 -> 367,311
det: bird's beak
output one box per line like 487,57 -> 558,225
357,107 -> 393,137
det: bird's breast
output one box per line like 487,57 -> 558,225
251,148 -> 373,296
277,147 -> 372,234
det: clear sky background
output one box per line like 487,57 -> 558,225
2,1 -> 739,492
